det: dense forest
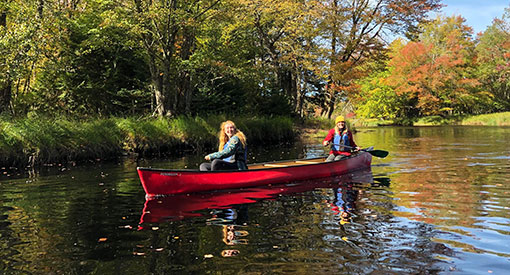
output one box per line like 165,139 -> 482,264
1,0 -> 509,121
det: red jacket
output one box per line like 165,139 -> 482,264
323,128 -> 357,156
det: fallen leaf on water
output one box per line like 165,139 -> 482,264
174,236 -> 179,240
152,227 -> 159,231
204,254 -> 213,258
155,248 -> 164,252
98,238 -> 107,242
133,252 -> 145,256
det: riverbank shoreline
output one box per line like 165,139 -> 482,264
1,112 -> 508,169
351,112 -> 510,127
0,116 -> 295,169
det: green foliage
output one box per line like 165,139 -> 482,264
35,0 -> 150,116
0,0 -> 508,121
355,70 -> 401,119
475,8 -> 510,111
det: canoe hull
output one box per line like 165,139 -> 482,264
137,151 -> 372,197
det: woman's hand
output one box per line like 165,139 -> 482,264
205,155 -> 210,161
323,140 -> 330,146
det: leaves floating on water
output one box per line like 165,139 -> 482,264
98,238 -> 107,242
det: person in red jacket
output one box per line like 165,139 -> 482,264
322,115 -> 360,162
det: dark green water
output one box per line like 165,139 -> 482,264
0,126 -> 509,274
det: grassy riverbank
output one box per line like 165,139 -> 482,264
351,112 -> 510,127
0,115 -> 295,168
2,112 -> 508,168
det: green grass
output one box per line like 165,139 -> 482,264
0,115 -> 297,167
460,112 -> 510,126
352,112 -> 510,126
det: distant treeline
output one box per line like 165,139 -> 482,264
1,1 -> 509,125
1,0 -> 443,120
0,116 -> 295,168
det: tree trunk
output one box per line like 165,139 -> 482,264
294,70 -> 303,117
322,0 -> 339,119
178,27 -> 195,115
38,0 -> 44,18
148,54 -> 166,117
0,81 -> 11,114
326,88 -> 335,119
0,10 -> 11,114
277,67 -> 297,111
0,10 -> 5,26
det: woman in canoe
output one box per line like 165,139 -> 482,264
323,115 -> 360,162
200,120 -> 248,171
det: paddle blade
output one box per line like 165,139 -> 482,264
367,149 -> 388,158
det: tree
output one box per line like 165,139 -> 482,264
319,0 -> 442,118
117,0 -> 222,117
388,15 -> 480,117
0,1 -> 10,113
0,0 -> 45,115
476,7 -> 510,112
228,0 -> 322,116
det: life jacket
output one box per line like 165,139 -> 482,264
222,139 -> 247,162
223,141 -> 232,162
332,130 -> 350,152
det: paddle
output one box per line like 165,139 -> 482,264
329,144 -> 389,158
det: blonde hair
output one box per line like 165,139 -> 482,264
218,120 -> 247,151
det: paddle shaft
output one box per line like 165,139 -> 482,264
329,143 -> 358,150
327,143 -> 388,158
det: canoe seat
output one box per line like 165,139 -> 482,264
294,160 -> 320,164
263,163 -> 289,167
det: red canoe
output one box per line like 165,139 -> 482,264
138,169 -> 374,225
137,151 -> 372,197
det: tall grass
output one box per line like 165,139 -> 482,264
0,115 -> 296,167
460,112 -> 510,126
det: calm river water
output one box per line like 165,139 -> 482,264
0,126 -> 509,274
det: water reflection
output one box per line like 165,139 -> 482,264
1,126 -> 509,273
138,169 -> 378,261
331,183 -> 358,225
